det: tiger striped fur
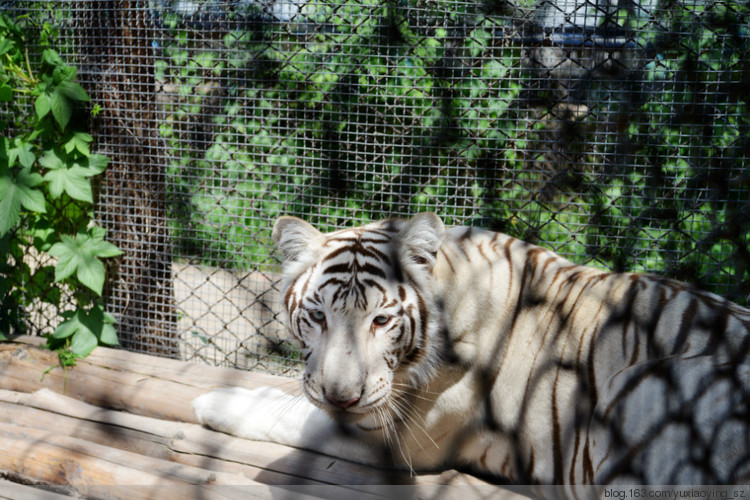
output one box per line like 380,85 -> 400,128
193,213 -> 750,490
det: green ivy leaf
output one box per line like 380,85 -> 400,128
48,227 -> 122,295
43,165 -> 93,202
70,326 -> 98,357
0,83 -> 12,102
35,92 -> 51,118
52,65 -> 77,85
52,306 -> 118,357
98,317 -> 119,346
81,154 -> 109,175
0,38 -> 14,57
28,116 -> 54,141
63,131 -> 93,156
48,87 -> 73,129
41,48 -> 64,67
49,234 -> 82,282
30,216 -> 56,251
58,81 -> 89,102
38,148 -> 64,169
8,138 -> 35,168
40,149 -> 95,203
0,167 -> 46,236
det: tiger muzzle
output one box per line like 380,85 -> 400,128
325,393 -> 361,409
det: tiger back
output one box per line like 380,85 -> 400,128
194,212 -> 750,490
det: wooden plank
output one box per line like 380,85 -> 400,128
0,479 -> 74,500
0,429 -> 325,500
10,335 -> 294,392
84,348 -> 295,392
0,342 -> 204,422
82,340 -> 296,393
0,393 -> 388,500
0,388 -> 355,488
0,421 -> 255,489
0,339 -> 500,495
0,339 -> 299,422
0,386 -> 495,491
0,388 -> 181,439
0,389 -> 410,487
76,485 -> 337,500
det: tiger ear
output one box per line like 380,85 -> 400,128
272,216 -> 324,265
398,212 -> 445,271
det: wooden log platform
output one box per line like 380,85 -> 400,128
0,336 -> 522,500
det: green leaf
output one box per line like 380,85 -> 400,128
29,118 -> 54,142
76,252 -> 105,295
52,65 -> 77,85
49,234 -> 78,282
71,328 -> 98,356
58,81 -> 89,102
86,238 -> 121,258
51,306 -> 118,357
30,217 -> 56,251
38,148 -> 65,170
0,84 -> 12,102
0,38 -> 14,57
48,227 -> 122,295
98,311 -> 119,346
0,168 -> 46,236
16,168 -> 45,207
49,88 -> 73,129
82,154 -> 109,175
8,139 -> 35,168
42,49 -> 64,67
41,149 -> 95,203
63,131 -> 93,156
52,310 -> 78,339
35,93 -> 51,118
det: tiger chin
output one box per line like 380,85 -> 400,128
193,212 -> 750,490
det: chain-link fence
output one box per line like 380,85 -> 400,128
4,0 -> 749,373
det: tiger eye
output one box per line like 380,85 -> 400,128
373,315 -> 390,326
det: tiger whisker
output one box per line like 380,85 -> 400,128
391,382 -> 439,402
382,400 -> 415,475
388,393 -> 439,452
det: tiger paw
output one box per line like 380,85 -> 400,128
192,386 -> 304,442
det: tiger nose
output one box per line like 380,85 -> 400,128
325,393 -> 360,409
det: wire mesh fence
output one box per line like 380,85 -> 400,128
3,0 -> 749,374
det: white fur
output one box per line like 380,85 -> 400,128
194,213 -> 750,488
192,387 -> 376,463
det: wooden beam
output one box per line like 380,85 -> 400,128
0,341 -> 205,422
0,338 -> 299,422
0,414 -> 336,500
0,388 -> 383,488
0,479 -> 73,500
0,338 -> 503,498
0,420 -> 251,486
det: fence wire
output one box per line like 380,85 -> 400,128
3,0 -> 749,375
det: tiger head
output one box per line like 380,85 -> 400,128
272,213 -> 445,425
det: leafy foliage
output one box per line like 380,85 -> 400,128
154,0 -> 748,302
0,13 -> 121,356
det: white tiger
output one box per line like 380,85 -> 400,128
193,213 -> 750,491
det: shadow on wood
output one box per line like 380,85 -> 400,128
0,337 -> 520,500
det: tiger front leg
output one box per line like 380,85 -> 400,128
192,386 -> 380,465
